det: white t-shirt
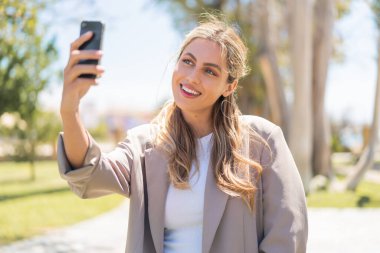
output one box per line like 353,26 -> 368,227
163,133 -> 213,253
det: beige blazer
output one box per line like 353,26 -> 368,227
57,115 -> 308,253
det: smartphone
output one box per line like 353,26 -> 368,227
78,20 -> 105,79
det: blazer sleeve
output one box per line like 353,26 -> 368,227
258,126 -> 308,253
57,131 -> 135,199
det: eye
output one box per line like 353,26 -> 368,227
205,68 -> 217,76
182,58 -> 193,65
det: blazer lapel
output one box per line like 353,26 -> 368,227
145,148 -> 170,253
202,163 -> 229,253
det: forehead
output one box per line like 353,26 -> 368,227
182,38 -> 227,67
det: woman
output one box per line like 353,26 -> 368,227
58,15 -> 308,253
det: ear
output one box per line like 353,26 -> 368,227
222,80 -> 238,97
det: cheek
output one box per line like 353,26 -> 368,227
172,65 -> 180,84
172,65 -> 190,88
208,85 -> 228,102
176,63 -> 194,76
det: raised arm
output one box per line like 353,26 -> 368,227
60,32 -> 104,168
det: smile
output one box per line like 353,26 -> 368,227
180,84 -> 201,96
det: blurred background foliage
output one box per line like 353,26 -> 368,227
0,0 -> 58,173
0,0 -> 57,117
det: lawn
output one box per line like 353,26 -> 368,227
0,161 -> 124,245
307,180 -> 380,208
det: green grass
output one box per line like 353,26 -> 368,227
307,180 -> 380,208
0,161 -> 124,245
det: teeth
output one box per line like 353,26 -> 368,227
181,85 -> 200,95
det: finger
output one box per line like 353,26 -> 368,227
67,50 -> 103,69
66,65 -> 104,84
70,31 -> 93,51
73,77 -> 99,87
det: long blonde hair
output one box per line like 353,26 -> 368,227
153,14 -> 264,210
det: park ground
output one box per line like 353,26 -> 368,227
1,160 -> 380,252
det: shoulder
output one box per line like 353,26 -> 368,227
239,115 -> 280,140
121,123 -> 159,150
127,123 -> 159,138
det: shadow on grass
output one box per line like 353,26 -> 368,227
0,178 -> 34,186
0,187 -> 70,202
357,195 -> 370,207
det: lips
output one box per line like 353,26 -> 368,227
180,83 -> 201,97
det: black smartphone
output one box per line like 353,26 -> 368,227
78,20 -> 105,79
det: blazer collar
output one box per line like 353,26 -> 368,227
145,147 -> 228,253
145,147 -> 169,253
202,161 -> 229,253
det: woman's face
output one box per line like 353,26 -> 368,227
172,38 -> 236,118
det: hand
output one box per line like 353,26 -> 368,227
60,31 -> 105,114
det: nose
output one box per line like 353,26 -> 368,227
187,67 -> 201,85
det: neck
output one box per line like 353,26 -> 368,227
181,109 -> 213,138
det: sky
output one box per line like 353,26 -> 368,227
325,0 -> 377,125
39,0 -> 378,126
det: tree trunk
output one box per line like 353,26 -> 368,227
29,143 -> 36,181
257,0 -> 289,137
343,37 -> 380,191
312,0 -> 334,177
288,0 -> 315,192
52,139 -> 57,159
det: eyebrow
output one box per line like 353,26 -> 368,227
184,52 -> 222,73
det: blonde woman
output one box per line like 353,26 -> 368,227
58,15 -> 308,253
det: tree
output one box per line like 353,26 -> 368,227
0,0 -> 58,119
0,0 -> 105,180
255,0 -> 352,183
1,110 -> 62,180
341,0 -> 380,191
311,0 -> 334,177
0,0 -> 58,180
257,0 -> 289,134
287,0 -> 315,192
